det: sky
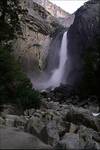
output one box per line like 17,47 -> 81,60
49,0 -> 89,14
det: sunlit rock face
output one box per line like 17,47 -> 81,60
33,0 -> 75,28
58,14 -> 75,28
12,0 -> 68,72
7,0 -> 74,75
33,0 -> 69,18
67,0 -> 100,87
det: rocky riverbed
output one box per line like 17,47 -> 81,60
0,97 -> 100,149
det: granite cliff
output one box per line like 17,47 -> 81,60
67,0 -> 100,97
33,0 -> 75,28
12,0 -> 66,72
10,0 -> 74,73
33,0 -> 69,18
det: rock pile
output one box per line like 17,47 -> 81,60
0,99 -> 100,149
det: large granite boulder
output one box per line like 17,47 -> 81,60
55,133 -> 80,150
65,105 -> 100,132
25,108 -> 63,146
0,127 -> 52,149
78,125 -> 100,149
55,126 -> 100,150
40,120 -> 59,146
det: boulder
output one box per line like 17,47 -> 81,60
65,105 -> 100,131
0,127 -> 52,149
78,125 -> 100,149
0,116 -> 5,127
55,126 -> 100,150
25,107 -> 67,145
45,101 -> 60,110
40,120 -> 59,146
25,115 -> 45,137
24,108 -> 35,116
0,114 -> 27,129
0,104 -> 20,115
5,115 -> 20,127
69,123 -> 79,133
55,133 -> 80,150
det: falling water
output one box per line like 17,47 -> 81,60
46,31 -> 68,89
30,31 -> 68,90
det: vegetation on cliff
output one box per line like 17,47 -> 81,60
0,45 -> 41,110
0,0 -> 41,111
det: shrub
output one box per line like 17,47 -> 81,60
0,46 -> 41,110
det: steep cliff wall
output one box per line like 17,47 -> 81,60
12,0 -> 66,72
33,0 -> 69,18
67,0 -> 100,96
33,0 -> 75,28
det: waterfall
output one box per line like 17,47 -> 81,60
46,31 -> 67,89
30,31 -> 68,90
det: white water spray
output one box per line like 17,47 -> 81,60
31,31 -> 68,90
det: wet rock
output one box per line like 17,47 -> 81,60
53,84 -> 75,101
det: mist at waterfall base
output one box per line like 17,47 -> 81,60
29,31 -> 69,91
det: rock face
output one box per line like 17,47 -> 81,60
12,0 -> 62,72
33,0 -> 69,18
10,0 -> 73,73
67,0 -> 100,88
58,14 -> 75,28
55,133 -> 80,149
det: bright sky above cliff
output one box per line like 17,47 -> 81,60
49,0 -> 89,14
